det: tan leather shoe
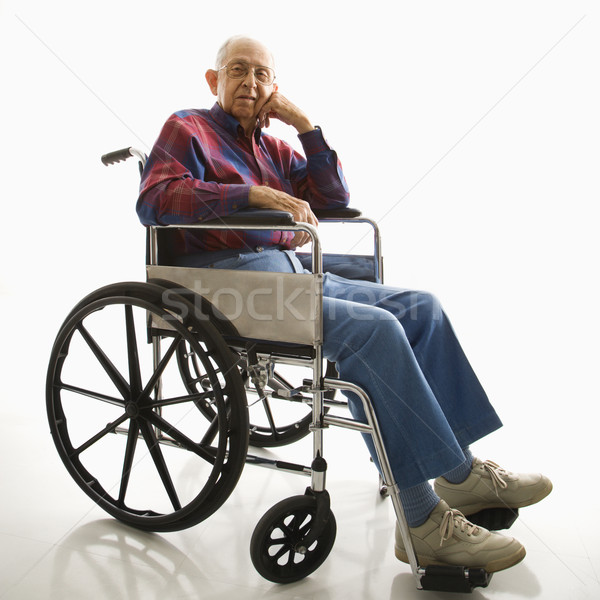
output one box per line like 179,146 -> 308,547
434,458 -> 553,515
395,500 -> 525,573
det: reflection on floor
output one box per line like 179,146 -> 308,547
1,411 -> 598,600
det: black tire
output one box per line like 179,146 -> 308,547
46,282 -> 248,532
250,494 -> 336,583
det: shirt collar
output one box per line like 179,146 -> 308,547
209,102 -> 263,144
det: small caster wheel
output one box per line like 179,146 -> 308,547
250,494 -> 337,583
378,473 -> 389,497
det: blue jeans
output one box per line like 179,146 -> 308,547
176,248 -> 502,489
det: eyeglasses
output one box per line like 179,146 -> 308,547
218,60 -> 276,86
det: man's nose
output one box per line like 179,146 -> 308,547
242,70 -> 257,87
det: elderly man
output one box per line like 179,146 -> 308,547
137,35 -> 551,573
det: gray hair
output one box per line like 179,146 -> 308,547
215,35 -> 274,69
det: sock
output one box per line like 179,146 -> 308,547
398,482 -> 440,527
442,446 -> 474,484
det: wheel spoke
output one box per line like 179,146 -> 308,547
298,520 -> 313,537
272,545 -> 290,562
73,412 -> 130,456
118,420 -> 139,506
138,420 -> 182,511
77,324 -> 130,399
260,398 -> 280,440
124,305 -> 142,394
200,414 -> 220,447
289,513 -> 303,534
283,549 -> 294,566
137,335 -> 182,403
56,383 -> 124,407
279,521 -> 294,539
189,353 -> 205,380
268,536 -> 287,545
150,391 -> 217,409
145,411 -> 217,464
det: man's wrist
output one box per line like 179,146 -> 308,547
248,185 -> 274,208
295,118 -> 314,134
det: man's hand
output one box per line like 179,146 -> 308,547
248,186 -> 318,248
257,92 -> 314,134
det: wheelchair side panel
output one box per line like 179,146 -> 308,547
146,265 -> 323,345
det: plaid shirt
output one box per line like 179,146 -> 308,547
137,103 -> 350,253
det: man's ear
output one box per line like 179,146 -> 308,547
205,69 -> 218,95
273,83 -> 279,93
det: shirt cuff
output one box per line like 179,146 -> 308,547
298,126 -> 331,157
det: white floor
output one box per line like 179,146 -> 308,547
2,264 -> 600,600
2,389 -> 599,600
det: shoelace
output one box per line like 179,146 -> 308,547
480,459 -> 509,495
439,508 -> 480,547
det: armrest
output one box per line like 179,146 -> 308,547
200,207 -> 362,227
313,207 -> 362,219
206,208 -> 295,226
149,206 -> 379,279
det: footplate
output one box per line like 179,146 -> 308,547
466,507 -> 519,531
420,565 -> 492,593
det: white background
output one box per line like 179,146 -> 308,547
1,0 -> 599,597
2,0 -> 598,447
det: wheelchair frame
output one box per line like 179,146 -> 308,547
45,146 -> 496,593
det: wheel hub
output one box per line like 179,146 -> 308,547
125,402 -> 139,418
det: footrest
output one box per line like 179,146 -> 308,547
420,565 -> 492,593
466,507 -> 519,530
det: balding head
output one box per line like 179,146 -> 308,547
215,35 -> 275,70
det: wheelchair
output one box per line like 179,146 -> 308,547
46,146 -> 517,593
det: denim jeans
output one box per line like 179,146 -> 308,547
177,248 -> 502,489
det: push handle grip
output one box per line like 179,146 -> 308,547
101,147 -> 134,166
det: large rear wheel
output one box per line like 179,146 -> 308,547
46,282 -> 248,532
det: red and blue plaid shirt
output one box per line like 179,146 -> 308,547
137,103 -> 350,253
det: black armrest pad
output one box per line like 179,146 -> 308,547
208,208 -> 295,226
313,207 -> 362,219
200,206 -> 362,227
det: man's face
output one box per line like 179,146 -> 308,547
206,39 -> 276,132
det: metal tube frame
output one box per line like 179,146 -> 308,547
322,378 -> 422,584
146,216 -> 422,588
317,216 -> 384,283
148,219 -> 326,489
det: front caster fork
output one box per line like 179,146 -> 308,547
295,484 -> 331,554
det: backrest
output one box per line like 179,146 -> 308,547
145,227 -> 181,266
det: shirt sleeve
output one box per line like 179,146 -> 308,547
291,127 -> 350,210
136,114 -> 251,226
